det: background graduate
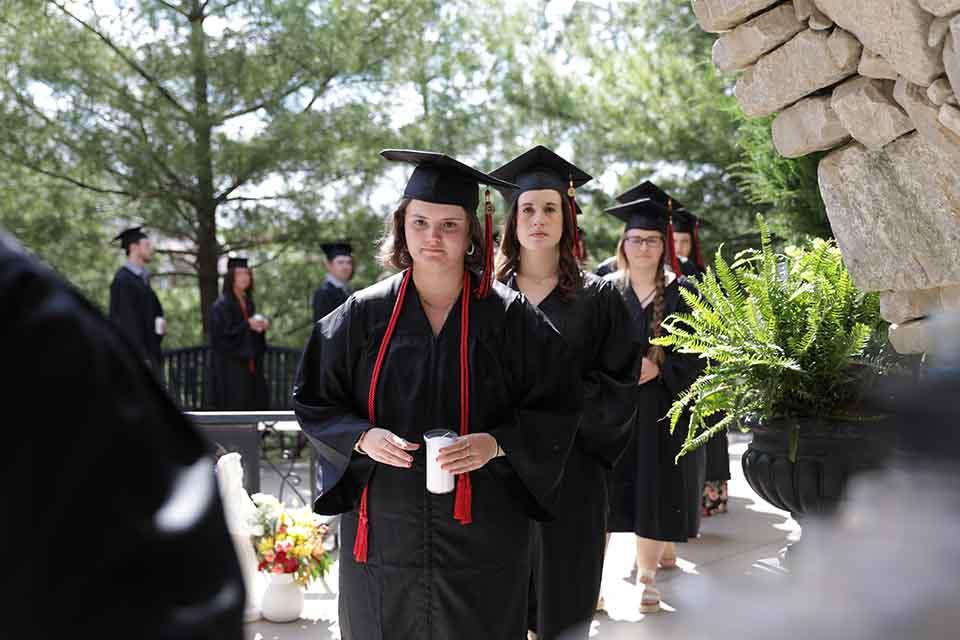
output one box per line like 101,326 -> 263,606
293,150 -> 583,640
108,226 -> 165,372
312,241 -> 354,322
209,257 -> 269,410
491,145 -> 640,640
603,196 -> 705,614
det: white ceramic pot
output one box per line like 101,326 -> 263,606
260,573 -> 304,623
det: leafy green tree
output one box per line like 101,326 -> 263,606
0,0 -> 437,337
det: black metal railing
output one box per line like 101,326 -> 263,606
162,345 -> 303,411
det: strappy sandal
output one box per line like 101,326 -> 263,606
638,568 -> 661,613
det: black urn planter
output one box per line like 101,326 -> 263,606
741,417 -> 889,520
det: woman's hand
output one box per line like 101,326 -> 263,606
356,428 -> 420,468
638,356 -> 661,385
437,434 -> 499,475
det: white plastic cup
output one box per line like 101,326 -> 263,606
423,429 -> 458,495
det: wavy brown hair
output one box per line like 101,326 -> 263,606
495,192 -> 583,299
616,233 -> 667,367
378,198 -> 485,272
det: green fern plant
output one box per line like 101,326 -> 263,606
652,214 -> 883,460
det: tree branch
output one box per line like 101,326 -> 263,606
48,1 -> 191,116
155,0 -> 190,17
0,150 -> 136,197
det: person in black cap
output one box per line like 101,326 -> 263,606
491,145 -> 640,640
1,230 -> 244,638
670,209 -> 707,279
292,149 -> 582,640
603,196 -> 705,614
109,226 -> 166,372
611,181 -> 708,567
208,257 -> 269,410
312,241 -> 354,323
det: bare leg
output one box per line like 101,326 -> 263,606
660,541 -> 677,569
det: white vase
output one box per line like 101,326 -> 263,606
260,573 -> 304,623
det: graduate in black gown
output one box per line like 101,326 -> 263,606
209,257 -> 269,410
312,241 -> 354,322
293,150 -> 583,640
670,209 -> 732,516
2,231 -> 244,639
612,181 -> 707,567
490,146 -> 640,639
108,226 -> 165,372
603,196 -> 705,613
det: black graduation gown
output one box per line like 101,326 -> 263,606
678,260 -> 731,483
607,274 -> 706,541
108,266 -> 164,370
1,232 -> 244,639
292,272 -> 583,640
209,293 -> 269,410
594,256 -> 617,278
509,273 -> 640,639
312,279 -> 350,323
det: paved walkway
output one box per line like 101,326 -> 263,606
246,440 -> 799,639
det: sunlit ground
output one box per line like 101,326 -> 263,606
246,437 -> 800,640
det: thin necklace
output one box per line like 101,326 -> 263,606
519,271 -> 558,286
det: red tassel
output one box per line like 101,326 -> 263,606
476,190 -> 495,298
568,176 -> 581,261
693,219 -> 706,272
354,269 -> 413,563
665,200 -> 682,276
353,487 -> 369,563
455,271 -> 473,525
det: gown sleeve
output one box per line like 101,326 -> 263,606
578,280 -> 642,468
292,296 -> 374,515
659,280 -> 706,397
487,298 -> 584,521
109,272 -> 149,364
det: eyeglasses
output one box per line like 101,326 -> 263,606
624,236 -> 663,248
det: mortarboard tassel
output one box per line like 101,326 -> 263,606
354,268 -> 413,563
693,219 -> 706,272
475,189 -> 495,298
568,176 -> 581,261
454,270 -> 473,524
665,200 -> 683,276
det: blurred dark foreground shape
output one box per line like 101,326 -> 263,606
0,230 -> 244,638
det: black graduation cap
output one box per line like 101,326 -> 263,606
113,226 -> 147,250
614,180 -> 685,211
321,242 -> 353,261
226,256 -> 248,270
380,149 -> 517,213
671,209 -> 697,234
605,198 -> 683,275
489,145 -> 592,208
605,198 -> 669,232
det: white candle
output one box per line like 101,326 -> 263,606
423,429 -> 458,494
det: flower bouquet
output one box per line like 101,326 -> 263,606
248,493 -> 333,587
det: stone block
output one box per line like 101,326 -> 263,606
946,38 -> 960,104
919,0 -> 960,18
814,0 -> 944,86
808,7 -> 833,30
831,76 -> 915,150
859,48 -> 900,80
929,15 -> 951,48
893,77 -> 960,163
735,28 -> 860,117
794,0 -> 814,22
693,0 -> 782,33
928,77 -> 956,104
713,3 -> 807,72
817,134 -> 960,292
880,288 -> 946,324
888,319 -> 935,354
940,103 -> 960,135
772,95 -> 851,157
